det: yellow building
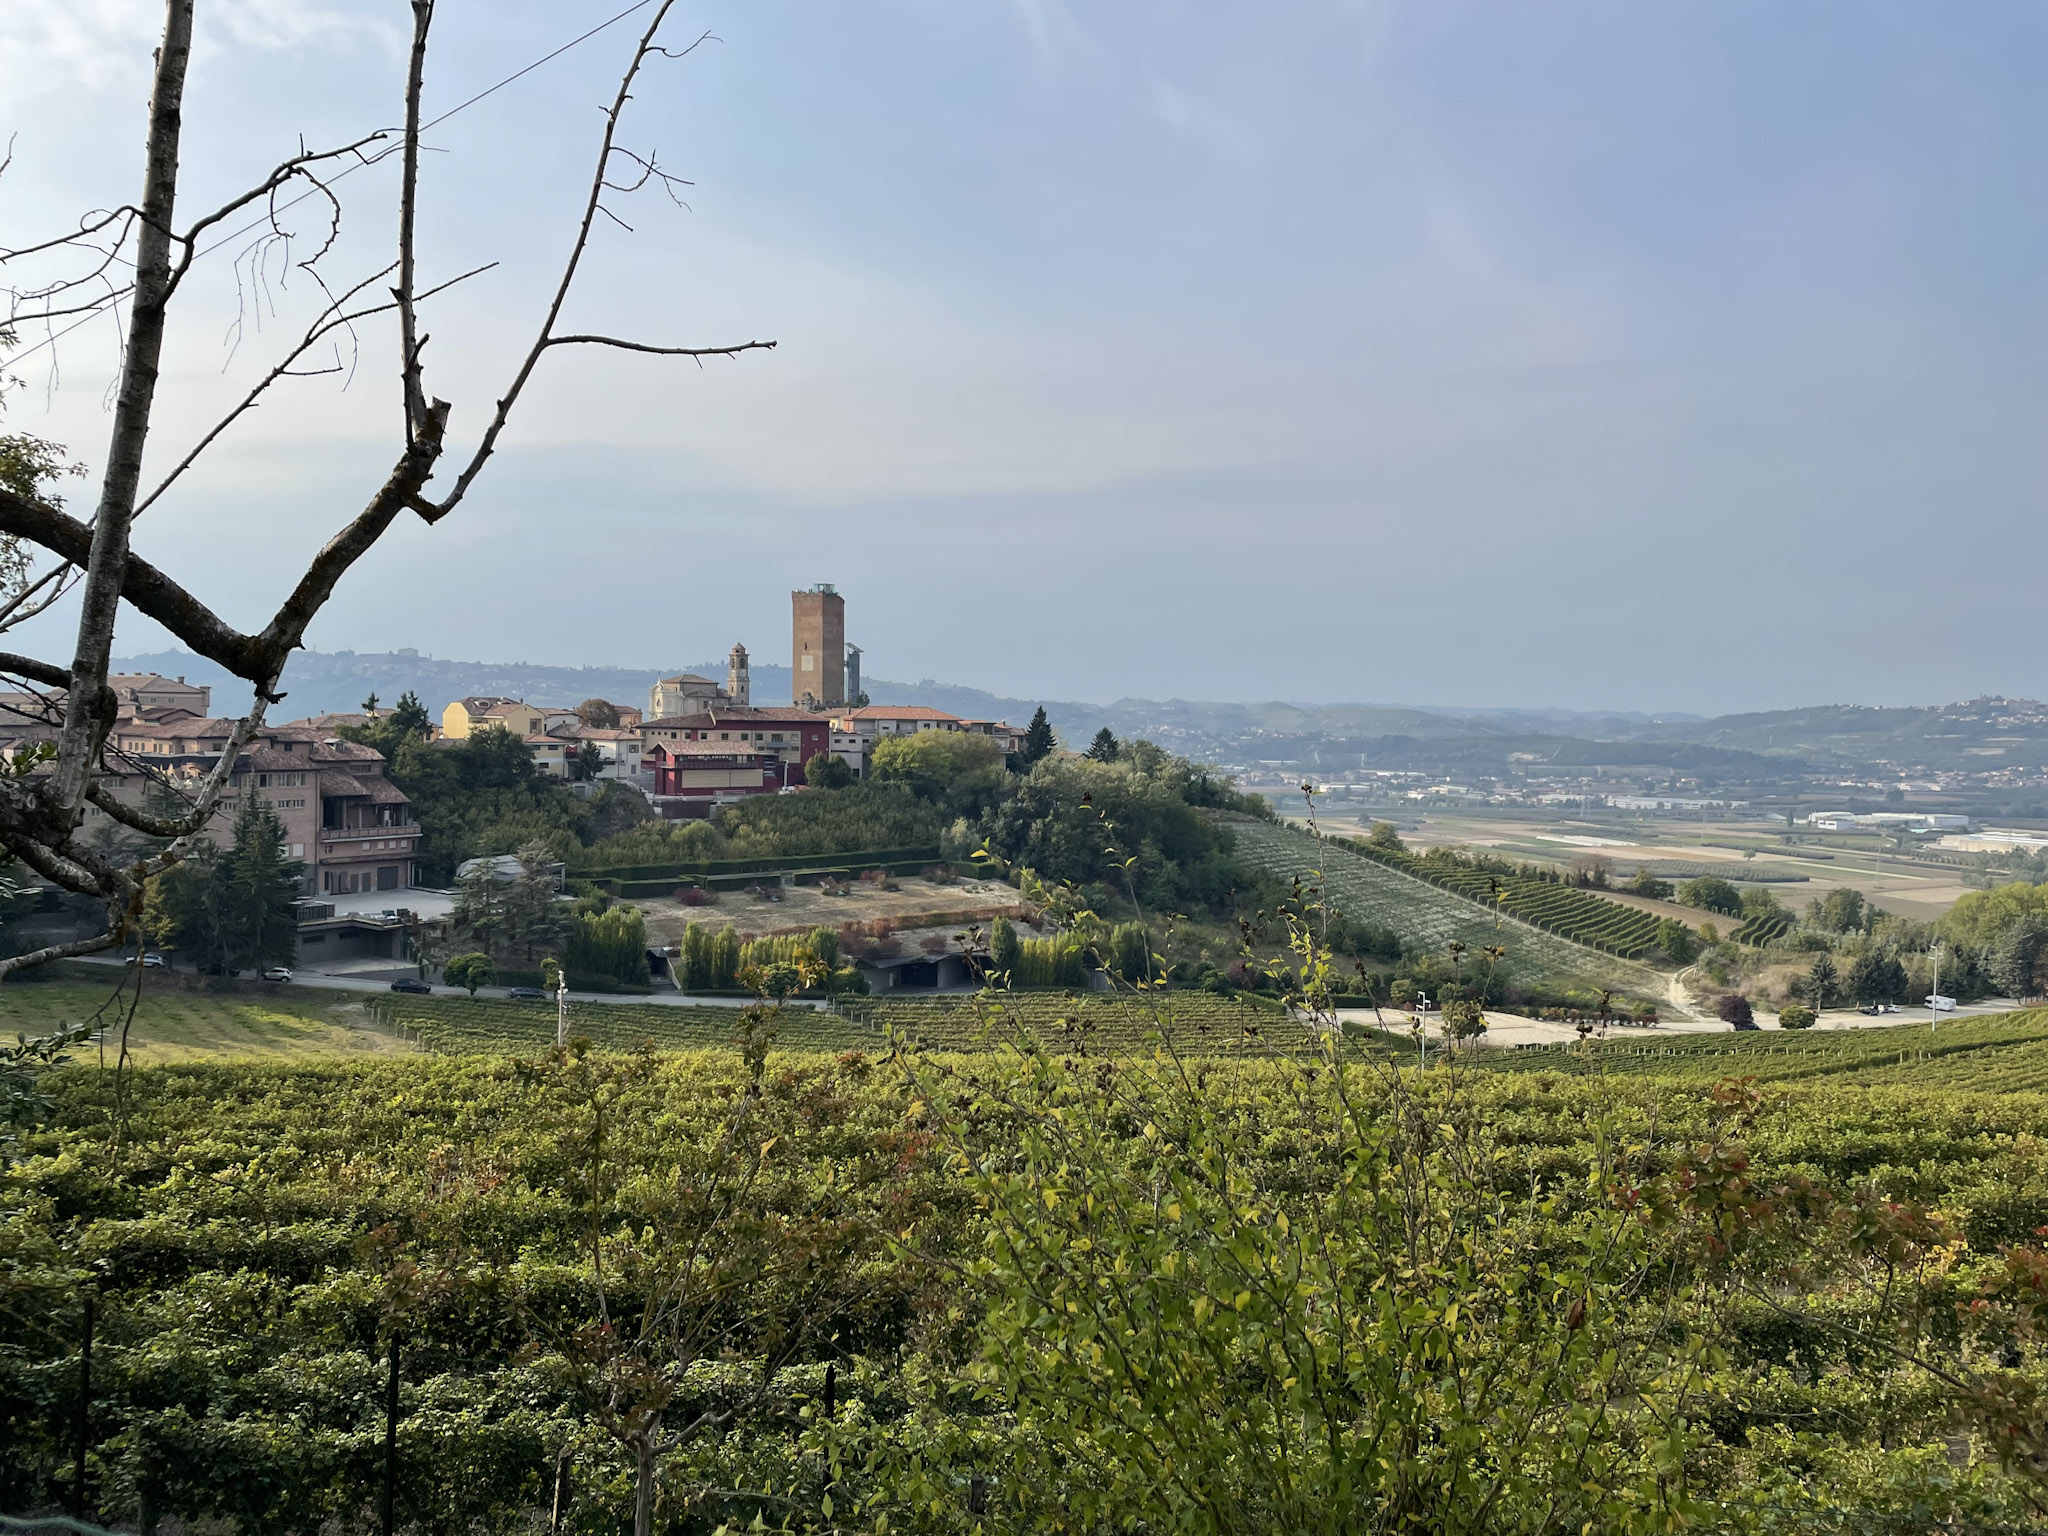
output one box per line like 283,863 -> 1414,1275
440,695 -> 549,740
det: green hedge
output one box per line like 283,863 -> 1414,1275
571,845 -> 942,882
605,859 -> 936,900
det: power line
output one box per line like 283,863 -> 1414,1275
7,0 -> 656,365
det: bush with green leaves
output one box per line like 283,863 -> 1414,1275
1779,1003 -> 1818,1030
1679,876 -> 1745,917
443,951 -> 496,995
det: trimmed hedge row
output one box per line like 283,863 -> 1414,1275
571,845 -> 942,882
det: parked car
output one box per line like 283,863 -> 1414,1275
1926,994 -> 1958,1013
390,978 -> 432,994
507,986 -> 547,1001
261,967 -> 294,983
125,952 -> 167,968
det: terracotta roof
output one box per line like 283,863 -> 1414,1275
240,746 -> 308,770
309,738 -> 387,765
842,705 -> 962,721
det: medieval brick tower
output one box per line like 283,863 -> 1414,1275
791,584 -> 845,710
726,641 -> 750,706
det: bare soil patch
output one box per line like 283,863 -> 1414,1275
638,874 -> 1034,946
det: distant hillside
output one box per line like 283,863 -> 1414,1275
109,648 -> 2044,775
109,648 -> 1097,736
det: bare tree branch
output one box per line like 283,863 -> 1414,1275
0,0 -> 776,921
546,335 -> 777,361
399,0 -> 434,440
418,3 -> 766,523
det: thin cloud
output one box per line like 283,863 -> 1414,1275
1146,69 -> 1253,162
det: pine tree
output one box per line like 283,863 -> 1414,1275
1086,728 -> 1120,763
389,690 -> 432,737
1803,952 -> 1841,1013
1020,707 -> 1056,766
222,793 -> 304,971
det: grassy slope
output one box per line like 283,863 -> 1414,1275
1223,817 -> 1668,999
0,978 -> 413,1065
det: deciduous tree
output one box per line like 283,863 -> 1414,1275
0,0 -> 773,974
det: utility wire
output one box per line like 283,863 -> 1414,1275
7,0 -> 657,365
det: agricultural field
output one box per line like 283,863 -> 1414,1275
845,990 -> 1302,1054
1477,1008 -> 2048,1089
1348,841 -> 1669,959
1225,817 -> 1669,999
363,993 -> 875,1054
0,976 -> 411,1064
637,874 -> 1027,949
11,1051 -> 2048,1531
1732,907 -> 1797,946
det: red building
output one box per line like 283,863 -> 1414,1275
641,707 -> 831,780
641,705 -> 836,817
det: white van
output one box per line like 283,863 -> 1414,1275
1926,994 -> 1957,1013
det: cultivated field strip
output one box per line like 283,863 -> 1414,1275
1223,818 -> 1667,996
843,991 -> 1309,1054
1476,1010 -> 2048,1088
364,996 -> 875,1054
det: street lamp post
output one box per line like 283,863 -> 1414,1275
1930,943 -> 1942,1035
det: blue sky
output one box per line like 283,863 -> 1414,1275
3,1 -> 2044,713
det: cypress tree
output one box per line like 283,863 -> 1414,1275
712,925 -> 741,989
989,915 -> 1022,980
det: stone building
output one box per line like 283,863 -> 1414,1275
791,584 -> 845,710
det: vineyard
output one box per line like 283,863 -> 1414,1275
13,1048 -> 2048,1530
1732,907 -> 1797,946
363,994 -> 875,1054
1637,860 -> 1810,884
842,990 -> 1303,1054
1343,838 -> 1671,959
1475,1008 -> 2048,1088
1224,818 -> 1669,999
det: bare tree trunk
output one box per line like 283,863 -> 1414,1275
633,1434 -> 657,1536
52,0 -> 194,812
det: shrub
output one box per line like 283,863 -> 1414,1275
989,915 -> 1022,979
1016,936 -> 1088,989
444,952 -> 496,996
1680,877 -> 1745,917
1441,997 -> 1488,1040
675,885 -> 715,907
563,905 -> 652,988
1779,1004 -> 1818,1030
1716,993 -> 1754,1028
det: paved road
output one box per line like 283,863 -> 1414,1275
71,955 -> 817,1010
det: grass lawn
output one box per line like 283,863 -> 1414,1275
0,976 -> 414,1065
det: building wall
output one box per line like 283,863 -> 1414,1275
791,586 -> 845,708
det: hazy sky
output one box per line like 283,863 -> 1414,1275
4,1 -> 2045,714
